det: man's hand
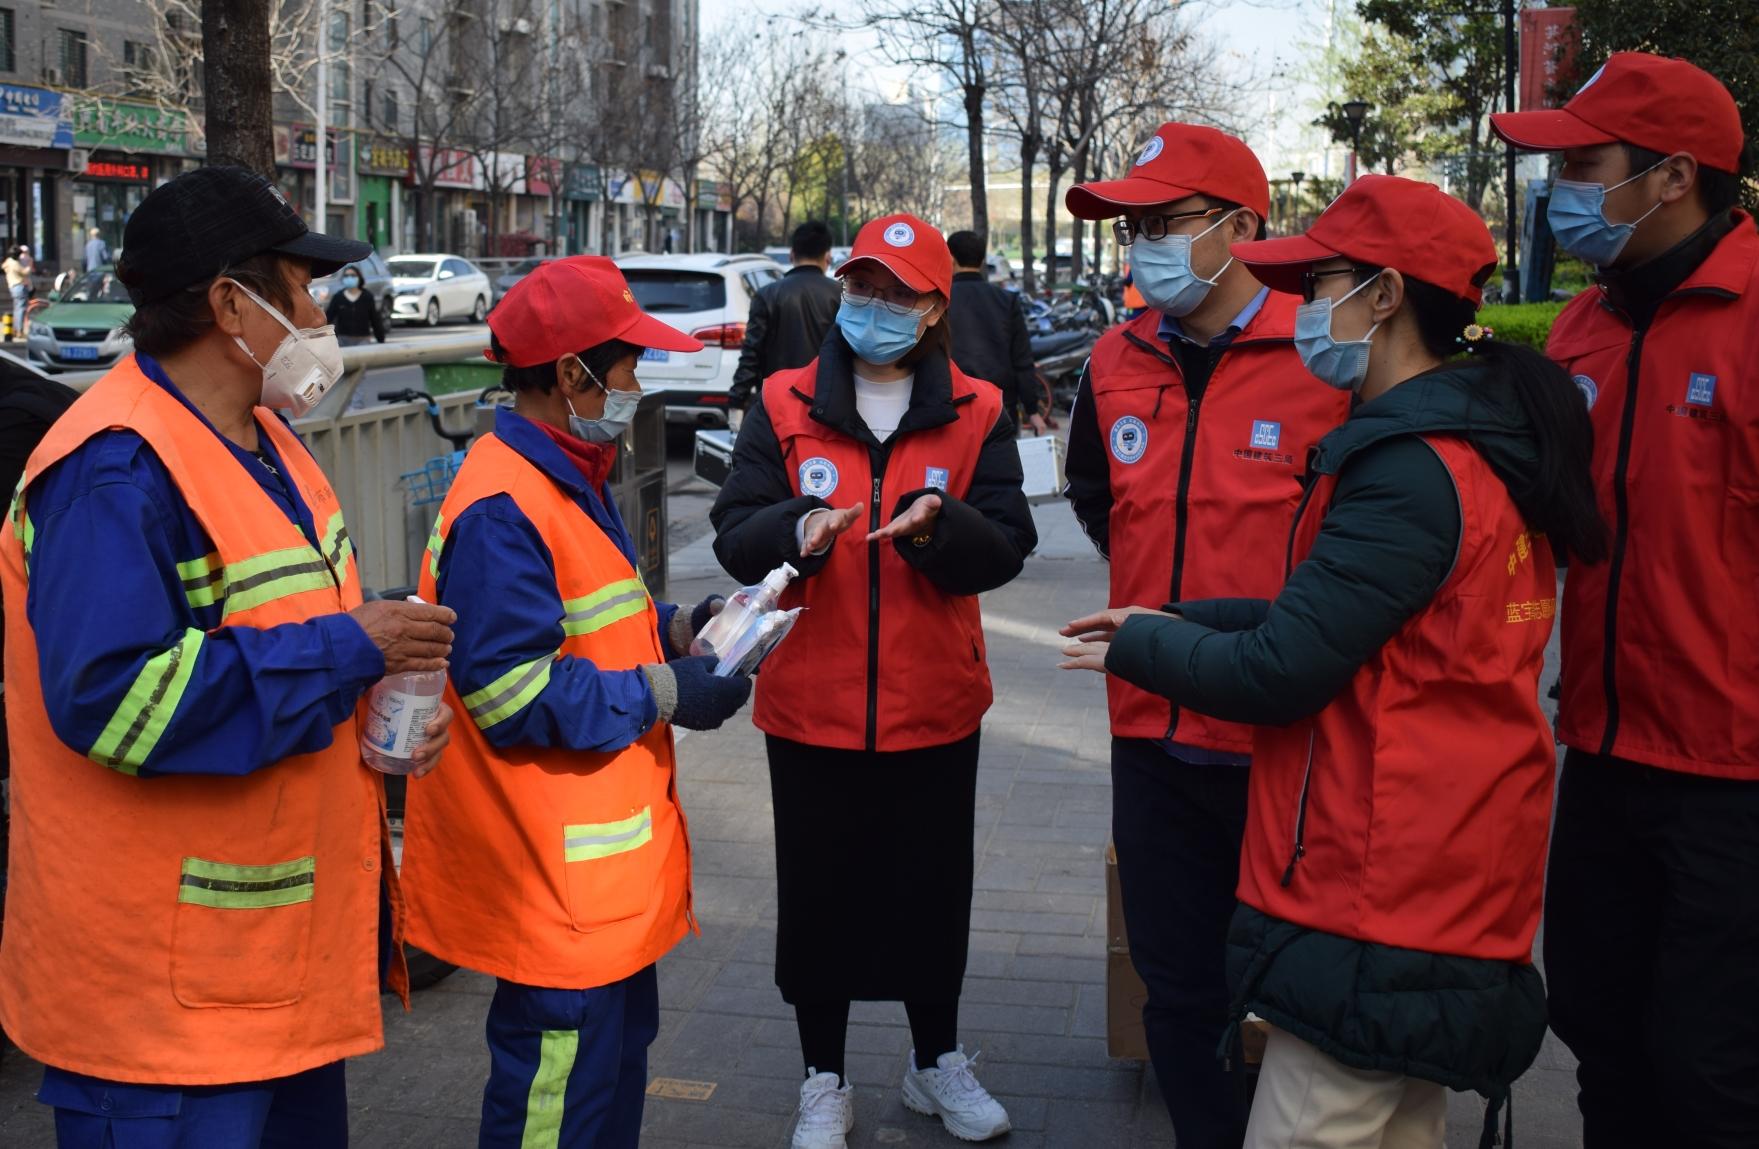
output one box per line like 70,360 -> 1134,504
408,704 -> 455,778
866,493 -> 942,544
349,600 -> 456,675
1025,412 -> 1050,436
1057,606 -> 1175,672
801,504 -> 865,554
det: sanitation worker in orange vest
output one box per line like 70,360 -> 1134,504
0,165 -> 457,1146
1491,52 -> 1759,1147
1060,122 -> 1349,1148
1062,177 -> 1609,1148
400,256 -> 750,1148
709,215 -> 1036,1149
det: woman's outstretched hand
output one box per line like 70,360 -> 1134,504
1058,606 -> 1175,672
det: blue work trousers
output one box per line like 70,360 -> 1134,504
39,1059 -> 347,1148
479,964 -> 659,1149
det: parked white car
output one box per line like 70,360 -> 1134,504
613,252 -> 786,426
386,254 -> 492,327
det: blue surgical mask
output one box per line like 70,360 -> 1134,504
1546,161 -> 1665,267
341,274 -> 362,289
1129,210 -> 1237,317
1294,275 -> 1381,392
567,357 -> 641,443
836,298 -> 928,365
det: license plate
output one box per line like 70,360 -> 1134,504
640,348 -> 669,363
61,345 -> 99,361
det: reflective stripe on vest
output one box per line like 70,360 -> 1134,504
562,579 -> 648,637
88,627 -> 205,774
461,652 -> 555,730
564,807 -> 654,862
425,512 -> 445,581
176,543 -> 338,617
177,856 -> 316,910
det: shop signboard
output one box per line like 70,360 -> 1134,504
72,99 -> 191,155
0,84 -> 73,150
278,123 -> 355,203
526,156 -> 562,198
415,146 -> 477,189
564,163 -> 600,202
359,136 -> 410,177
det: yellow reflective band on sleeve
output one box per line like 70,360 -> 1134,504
564,806 -> 654,863
461,653 -> 555,730
179,553 -> 226,609
9,476 -> 32,569
88,627 -> 205,774
425,512 -> 445,581
218,545 -> 337,618
561,579 -> 649,637
178,855 -> 315,910
319,511 -> 353,589
521,1028 -> 580,1149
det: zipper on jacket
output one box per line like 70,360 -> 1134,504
1163,394 -> 1205,740
1597,328 -> 1646,756
865,467 -> 884,753
1280,729 -> 1317,887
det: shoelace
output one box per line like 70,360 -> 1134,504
934,1051 -> 990,1103
797,1079 -> 847,1127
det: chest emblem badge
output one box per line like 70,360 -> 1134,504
1110,416 -> 1148,464
799,457 -> 839,498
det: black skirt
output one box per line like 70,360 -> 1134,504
766,731 -> 980,1003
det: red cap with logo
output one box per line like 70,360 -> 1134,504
837,213 -> 953,298
1230,175 -> 1499,306
1490,52 -> 1745,174
486,255 -> 702,368
1066,123 -> 1270,221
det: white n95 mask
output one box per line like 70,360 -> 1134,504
228,280 -> 345,416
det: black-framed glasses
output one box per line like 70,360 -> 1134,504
1300,266 -> 1374,304
842,278 -> 931,317
1112,206 -> 1228,247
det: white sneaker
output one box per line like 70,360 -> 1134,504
792,1069 -> 854,1149
902,1047 -> 1012,1141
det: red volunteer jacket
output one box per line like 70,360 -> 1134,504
1243,435 -> 1558,961
1548,213 -> 1759,780
1070,296 -> 1349,751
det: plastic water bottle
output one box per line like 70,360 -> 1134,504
361,595 -> 447,775
690,562 -> 798,659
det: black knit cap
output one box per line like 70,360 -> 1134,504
116,165 -> 372,305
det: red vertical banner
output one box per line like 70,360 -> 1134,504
1520,8 -> 1581,110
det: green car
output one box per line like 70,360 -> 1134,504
27,267 -> 135,372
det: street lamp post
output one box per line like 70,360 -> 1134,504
1290,170 -> 1306,230
315,0 -> 327,233
1341,100 -> 1370,183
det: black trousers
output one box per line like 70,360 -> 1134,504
1545,749 -> 1759,1149
1111,737 -> 1249,1149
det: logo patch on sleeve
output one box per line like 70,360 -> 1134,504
798,457 -> 839,498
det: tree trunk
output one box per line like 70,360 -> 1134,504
1068,144 -> 1088,283
1019,133 -> 1039,295
963,82 -> 989,239
200,0 -> 275,176
1043,162 -> 1064,292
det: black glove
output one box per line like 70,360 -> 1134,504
667,594 -> 726,659
641,654 -> 751,731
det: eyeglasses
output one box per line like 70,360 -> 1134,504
1300,266 -> 1376,304
842,278 -> 931,316
1112,206 -> 1229,247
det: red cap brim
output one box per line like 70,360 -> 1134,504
1229,234 -> 1346,296
836,253 -> 934,295
1489,108 -> 1620,152
617,310 -> 703,353
1065,178 -> 1199,220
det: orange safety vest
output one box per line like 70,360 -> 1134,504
1086,298 -> 1349,752
756,362 -> 1001,752
0,357 -> 400,1086
403,432 -> 693,990
1241,435 -> 1557,962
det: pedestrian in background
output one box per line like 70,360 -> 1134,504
0,164 -> 456,1146
85,227 -> 109,272
1064,176 -> 1607,1149
1492,52 -> 1759,1149
325,262 -> 387,345
402,257 -> 750,1148
946,229 -> 1046,434
1060,122 -> 1349,1149
711,214 -> 1035,1149
729,219 -> 842,424
3,246 -> 28,338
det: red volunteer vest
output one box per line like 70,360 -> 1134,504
756,363 -> 1002,752
1547,214 -> 1759,780
1241,435 -> 1556,962
403,433 -> 693,990
1088,297 -> 1349,751
0,358 -> 400,1084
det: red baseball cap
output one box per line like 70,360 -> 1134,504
1066,123 -> 1270,221
486,255 -> 701,368
1231,175 -> 1499,306
837,213 -> 953,298
1490,52 -> 1745,174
